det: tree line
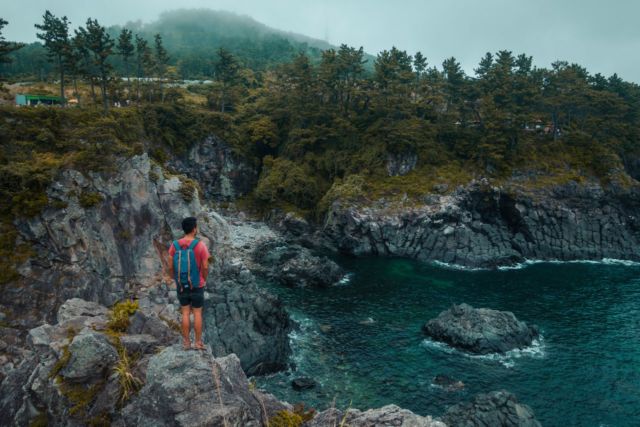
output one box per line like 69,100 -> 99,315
1,11 -> 640,214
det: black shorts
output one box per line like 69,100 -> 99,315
177,287 -> 205,308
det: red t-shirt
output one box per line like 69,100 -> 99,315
168,238 -> 210,288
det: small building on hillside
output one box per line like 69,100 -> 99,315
15,94 -> 65,106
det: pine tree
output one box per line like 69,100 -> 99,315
134,34 -> 152,102
214,47 -> 240,112
0,18 -> 24,66
82,18 -> 114,113
117,28 -> 134,99
413,51 -> 427,81
35,11 -> 70,103
154,34 -> 169,102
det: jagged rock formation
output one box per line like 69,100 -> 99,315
0,154 -> 291,377
321,180 -> 640,268
441,390 -> 541,427
0,298 -> 442,427
387,150 -> 418,177
308,404 -> 446,427
423,303 -> 539,354
168,135 -> 259,201
118,346 -> 285,426
203,263 -> 292,375
0,299 -> 289,426
251,238 -> 345,287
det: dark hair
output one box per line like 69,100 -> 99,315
182,217 -> 198,234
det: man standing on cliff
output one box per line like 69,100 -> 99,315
167,217 -> 210,350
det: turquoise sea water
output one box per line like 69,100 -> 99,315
255,257 -> 640,426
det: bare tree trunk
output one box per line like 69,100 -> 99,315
59,55 -> 65,106
125,61 -> 131,101
101,69 -> 108,114
90,78 -> 96,104
73,77 -> 79,105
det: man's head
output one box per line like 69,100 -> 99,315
182,217 -> 198,236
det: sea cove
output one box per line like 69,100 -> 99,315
256,258 -> 640,426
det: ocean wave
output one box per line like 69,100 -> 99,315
421,335 -> 546,368
433,258 -> 640,272
432,260 -> 485,271
498,258 -> 640,270
336,272 -> 354,286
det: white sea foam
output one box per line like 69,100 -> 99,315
434,258 -> 640,272
421,335 -> 546,368
336,273 -> 354,286
432,260 -> 485,272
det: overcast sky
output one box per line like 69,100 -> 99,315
3,0 -> 640,82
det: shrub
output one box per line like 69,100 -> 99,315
78,191 -> 104,209
107,300 -> 139,333
268,410 -> 303,427
113,347 -> 143,405
178,176 -> 200,202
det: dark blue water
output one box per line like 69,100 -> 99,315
255,258 -> 640,426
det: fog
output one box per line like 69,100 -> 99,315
4,0 -> 640,82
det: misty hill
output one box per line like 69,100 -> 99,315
110,9 -> 339,74
1,9 -> 363,80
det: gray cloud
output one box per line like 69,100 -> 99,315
4,0 -> 640,82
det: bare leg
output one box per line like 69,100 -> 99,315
181,305 -> 191,348
193,307 -> 203,347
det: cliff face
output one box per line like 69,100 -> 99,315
1,153 -> 291,378
168,135 -> 259,201
321,180 -> 640,268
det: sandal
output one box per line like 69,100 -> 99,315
183,339 -> 192,350
193,341 -> 206,351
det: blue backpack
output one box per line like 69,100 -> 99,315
172,239 -> 201,292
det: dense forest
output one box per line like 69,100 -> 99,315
1,9 -> 640,225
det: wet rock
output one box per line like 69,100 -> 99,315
441,390 -> 541,427
432,374 -> 465,391
252,239 -> 344,287
309,404 -> 446,427
291,377 -> 317,391
204,280 -> 292,376
423,303 -> 539,354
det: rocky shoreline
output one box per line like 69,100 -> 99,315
318,180 -> 640,269
8,134 -> 633,424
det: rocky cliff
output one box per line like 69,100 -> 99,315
320,180 -> 640,268
0,153 -> 291,380
168,135 -> 258,201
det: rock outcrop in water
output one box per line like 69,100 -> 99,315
441,390 -> 541,427
321,180 -> 640,268
251,238 -> 345,287
423,303 -> 540,354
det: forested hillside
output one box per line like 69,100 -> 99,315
1,9 -> 640,221
0,9 -> 341,79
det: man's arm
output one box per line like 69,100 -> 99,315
200,244 -> 211,282
202,257 -> 209,282
165,246 -> 175,283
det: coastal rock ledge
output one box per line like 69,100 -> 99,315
442,390 -> 541,427
423,304 -> 540,354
